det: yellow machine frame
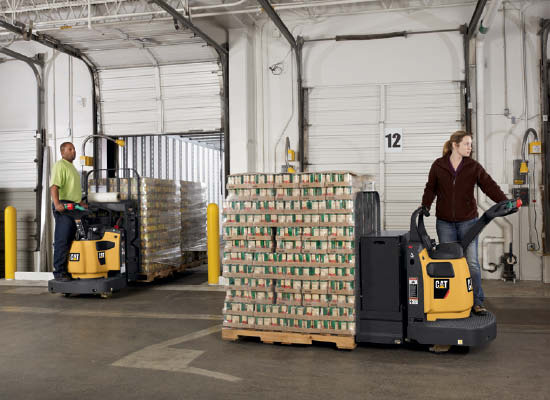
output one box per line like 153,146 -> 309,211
418,248 -> 473,321
67,231 -> 121,279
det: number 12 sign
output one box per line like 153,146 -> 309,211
384,128 -> 403,153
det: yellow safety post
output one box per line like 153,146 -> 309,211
207,203 -> 220,285
4,206 -> 16,280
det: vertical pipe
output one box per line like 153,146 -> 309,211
462,24 -> 471,132
207,203 -> 220,284
4,206 -> 17,280
540,20 -> 550,253
378,85 -> 386,229
222,49 -> 230,196
158,136 -> 162,179
149,136 -> 155,178
69,56 -> 74,142
165,136 -> 169,179
36,60 -> 46,252
297,37 -> 305,172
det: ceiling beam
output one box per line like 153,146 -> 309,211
147,0 -> 228,56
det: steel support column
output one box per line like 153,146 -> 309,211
296,37 -> 305,171
461,24 -> 471,132
540,19 -> 550,252
463,0 -> 489,133
221,46 -> 230,194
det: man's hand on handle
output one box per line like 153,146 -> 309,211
54,202 -> 65,212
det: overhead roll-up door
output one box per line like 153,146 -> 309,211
99,61 -> 222,136
307,81 -> 463,236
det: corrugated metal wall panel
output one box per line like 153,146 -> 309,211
117,136 -> 223,209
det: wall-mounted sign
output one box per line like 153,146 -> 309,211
384,128 -> 403,153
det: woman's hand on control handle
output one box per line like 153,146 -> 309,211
55,203 -> 65,212
421,205 -> 430,217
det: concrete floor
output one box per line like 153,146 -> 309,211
0,268 -> 549,400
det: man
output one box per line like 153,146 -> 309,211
50,142 -> 87,281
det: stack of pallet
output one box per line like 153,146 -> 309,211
96,178 -> 183,274
222,172 -> 372,347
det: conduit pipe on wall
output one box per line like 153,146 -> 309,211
474,0 -> 514,276
482,237 -> 504,272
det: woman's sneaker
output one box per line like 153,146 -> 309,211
472,305 -> 488,316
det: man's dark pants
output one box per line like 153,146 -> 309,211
52,204 -> 76,279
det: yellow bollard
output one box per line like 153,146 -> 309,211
207,203 -> 220,285
4,206 -> 16,280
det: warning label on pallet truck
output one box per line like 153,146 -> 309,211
409,277 -> 418,305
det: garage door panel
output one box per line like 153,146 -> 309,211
309,96 -> 379,112
307,81 -> 462,232
309,109 -> 379,126
309,85 -> 379,99
102,110 -> 158,124
100,87 -> 157,102
99,62 -> 222,136
163,96 -> 221,110
100,100 -> 158,113
104,122 -> 159,135
164,119 -> 221,133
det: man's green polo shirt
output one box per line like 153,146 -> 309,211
50,159 -> 82,203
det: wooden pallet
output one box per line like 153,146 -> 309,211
136,260 -> 203,282
221,328 -> 356,350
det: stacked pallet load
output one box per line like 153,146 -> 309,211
222,172 -> 372,349
180,180 -> 208,265
88,177 -> 182,277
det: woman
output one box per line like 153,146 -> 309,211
422,130 -> 507,315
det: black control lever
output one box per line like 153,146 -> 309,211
460,199 -> 522,251
410,206 -> 435,251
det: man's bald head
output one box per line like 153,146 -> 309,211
60,142 -> 76,163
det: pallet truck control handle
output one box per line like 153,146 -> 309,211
459,198 -> 522,251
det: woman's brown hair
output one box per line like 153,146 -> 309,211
442,130 -> 473,157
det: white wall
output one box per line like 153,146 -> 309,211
227,1 -> 549,281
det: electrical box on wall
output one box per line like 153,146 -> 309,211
513,159 -> 527,185
529,141 -> 542,154
512,187 -> 529,203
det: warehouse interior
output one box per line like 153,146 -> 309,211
0,0 -> 549,398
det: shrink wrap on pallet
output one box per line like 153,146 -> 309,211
88,177 -> 182,274
221,172 -> 375,338
180,181 -> 207,252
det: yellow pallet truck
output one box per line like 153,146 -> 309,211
48,169 -> 141,298
355,192 -> 521,348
